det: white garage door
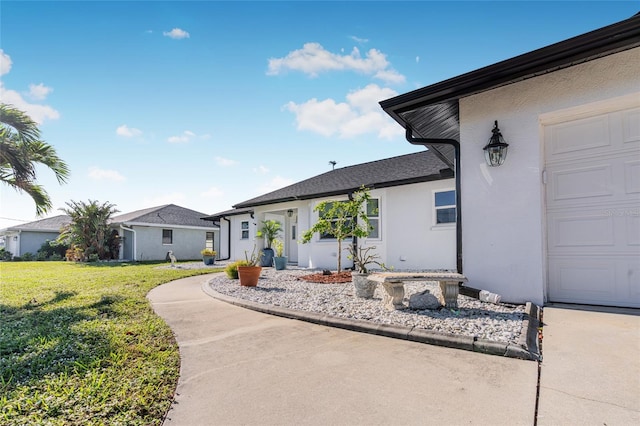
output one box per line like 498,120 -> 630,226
545,104 -> 640,308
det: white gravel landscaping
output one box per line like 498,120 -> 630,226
191,263 -> 527,346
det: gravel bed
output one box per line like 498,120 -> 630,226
200,265 -> 527,346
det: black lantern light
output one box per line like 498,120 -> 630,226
483,120 -> 509,167
287,209 -> 293,218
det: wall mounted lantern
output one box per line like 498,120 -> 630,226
483,120 -> 509,167
287,209 -> 293,218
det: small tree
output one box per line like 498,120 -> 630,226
58,200 -> 119,261
301,186 -> 373,272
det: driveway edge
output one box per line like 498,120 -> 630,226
202,280 -> 541,361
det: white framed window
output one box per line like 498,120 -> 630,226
366,198 -> 380,239
434,190 -> 456,225
205,232 -> 214,251
162,229 -> 173,245
318,201 -> 350,240
240,221 -> 249,239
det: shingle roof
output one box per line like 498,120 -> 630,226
0,215 -> 72,233
110,204 -> 216,228
232,149 -> 451,209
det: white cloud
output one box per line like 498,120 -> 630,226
200,186 -> 224,197
253,165 -> 269,174
167,130 -> 196,143
285,84 -> 403,140
163,28 -> 190,39
28,83 -> 53,100
267,42 -> 405,84
0,51 -> 60,124
0,49 -> 13,75
350,35 -> 369,43
88,167 -> 126,182
257,176 -> 295,195
116,124 -> 143,138
215,156 -> 237,167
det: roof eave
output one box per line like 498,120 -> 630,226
380,14 -> 640,119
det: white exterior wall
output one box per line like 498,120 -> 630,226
459,48 -> 640,305
247,181 -> 457,271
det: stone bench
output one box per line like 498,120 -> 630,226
368,272 -> 468,311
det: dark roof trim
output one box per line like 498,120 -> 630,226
202,207 -> 254,222
233,172 -> 447,209
380,13 -> 640,120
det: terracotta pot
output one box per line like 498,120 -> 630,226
238,266 -> 262,287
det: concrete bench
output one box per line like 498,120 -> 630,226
368,272 -> 468,310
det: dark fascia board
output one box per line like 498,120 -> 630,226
202,208 -> 254,222
380,13 -> 640,121
232,173 -> 447,209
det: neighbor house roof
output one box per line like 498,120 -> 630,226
0,215 -> 71,233
232,149 -> 450,210
379,12 -> 640,164
110,204 -> 216,229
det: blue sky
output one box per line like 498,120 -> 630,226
1,1 -> 637,229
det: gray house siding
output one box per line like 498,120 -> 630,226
129,226 -> 214,261
19,231 -> 60,256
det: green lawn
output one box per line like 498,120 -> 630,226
0,261 -> 219,425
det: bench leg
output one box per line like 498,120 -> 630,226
439,281 -> 460,309
382,281 -> 405,310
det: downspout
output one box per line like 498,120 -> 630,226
220,216 -> 231,261
404,126 -> 463,274
120,225 -> 136,261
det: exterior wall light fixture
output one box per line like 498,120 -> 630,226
287,209 -> 293,218
483,120 -> 509,167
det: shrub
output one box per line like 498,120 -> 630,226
0,248 -> 12,261
88,253 -> 99,262
37,239 -> 69,260
21,252 -> 35,261
225,261 -> 241,279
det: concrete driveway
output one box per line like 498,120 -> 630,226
147,274 -> 639,426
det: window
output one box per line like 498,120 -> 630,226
319,201 -> 350,240
366,198 -> 380,238
205,232 -> 214,251
162,229 -> 173,245
435,190 -> 456,225
241,221 -> 249,239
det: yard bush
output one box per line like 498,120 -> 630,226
225,261 -> 240,279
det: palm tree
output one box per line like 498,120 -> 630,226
0,104 -> 70,215
59,200 -> 120,261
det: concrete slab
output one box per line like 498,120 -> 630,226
148,275 -> 538,426
537,304 -> 640,425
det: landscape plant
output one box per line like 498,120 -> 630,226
0,261 -> 219,425
58,200 -> 120,261
302,186 -> 374,272
0,104 -> 70,216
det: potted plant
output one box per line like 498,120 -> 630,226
347,244 -> 390,299
237,246 -> 262,287
272,239 -> 287,270
201,248 -> 217,265
256,219 -> 282,267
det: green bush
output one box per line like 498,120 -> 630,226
21,252 -> 34,261
37,239 -> 69,260
0,248 -> 12,261
225,261 -> 241,279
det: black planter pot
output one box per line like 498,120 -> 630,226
260,248 -> 275,267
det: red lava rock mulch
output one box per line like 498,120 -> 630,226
298,271 -> 352,284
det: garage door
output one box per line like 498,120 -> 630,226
545,105 -> 640,308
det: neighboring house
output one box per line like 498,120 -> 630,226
204,150 -> 457,271
110,204 -> 219,261
379,14 -> 639,308
0,215 -> 71,257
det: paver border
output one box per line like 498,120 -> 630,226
201,280 -> 541,361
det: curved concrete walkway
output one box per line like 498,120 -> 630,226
148,274 -> 538,425
148,274 -> 639,425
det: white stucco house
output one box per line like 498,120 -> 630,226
380,13 -> 639,308
110,204 -> 219,261
0,215 -> 71,258
204,150 -> 457,271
